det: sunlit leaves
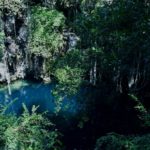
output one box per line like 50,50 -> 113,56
29,6 -> 65,57
0,105 -> 62,150
0,0 -> 26,15
55,66 -> 83,95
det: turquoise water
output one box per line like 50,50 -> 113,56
0,80 -> 81,115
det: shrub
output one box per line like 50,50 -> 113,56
28,6 -> 65,57
0,104 -> 62,150
95,133 -> 150,150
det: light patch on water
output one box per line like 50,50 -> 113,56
0,80 -> 29,92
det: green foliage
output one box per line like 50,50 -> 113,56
0,0 -> 150,148
51,49 -> 86,112
0,104 -> 62,150
29,6 -> 65,57
73,0 -> 150,86
55,66 -> 83,95
132,134 -> 150,150
95,133 -> 134,150
0,115 -> 16,148
128,94 -> 150,127
53,49 -> 86,96
95,133 -> 150,150
0,0 -> 26,14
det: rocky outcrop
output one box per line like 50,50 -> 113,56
0,7 -> 52,82
27,53 -> 45,80
0,7 -> 28,82
0,2 -> 79,83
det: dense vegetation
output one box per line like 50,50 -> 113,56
95,133 -> 150,150
0,105 -> 61,150
0,0 -> 150,149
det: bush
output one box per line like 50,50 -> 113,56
0,104 -> 62,150
0,0 -> 25,14
95,133 -> 150,150
29,6 -> 65,57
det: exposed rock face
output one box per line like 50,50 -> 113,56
0,3 -> 79,83
0,8 -> 28,82
63,29 -> 79,51
0,7 -> 53,82
27,54 -> 45,80
0,63 -> 7,82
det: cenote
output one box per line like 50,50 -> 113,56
0,80 -> 83,116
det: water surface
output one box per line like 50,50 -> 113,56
0,80 -> 81,116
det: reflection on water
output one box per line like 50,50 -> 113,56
0,80 -> 81,116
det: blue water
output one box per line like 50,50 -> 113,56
0,80 -> 81,116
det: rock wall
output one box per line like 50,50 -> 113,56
0,1 -> 79,83
0,4 -> 48,82
0,7 -> 28,82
